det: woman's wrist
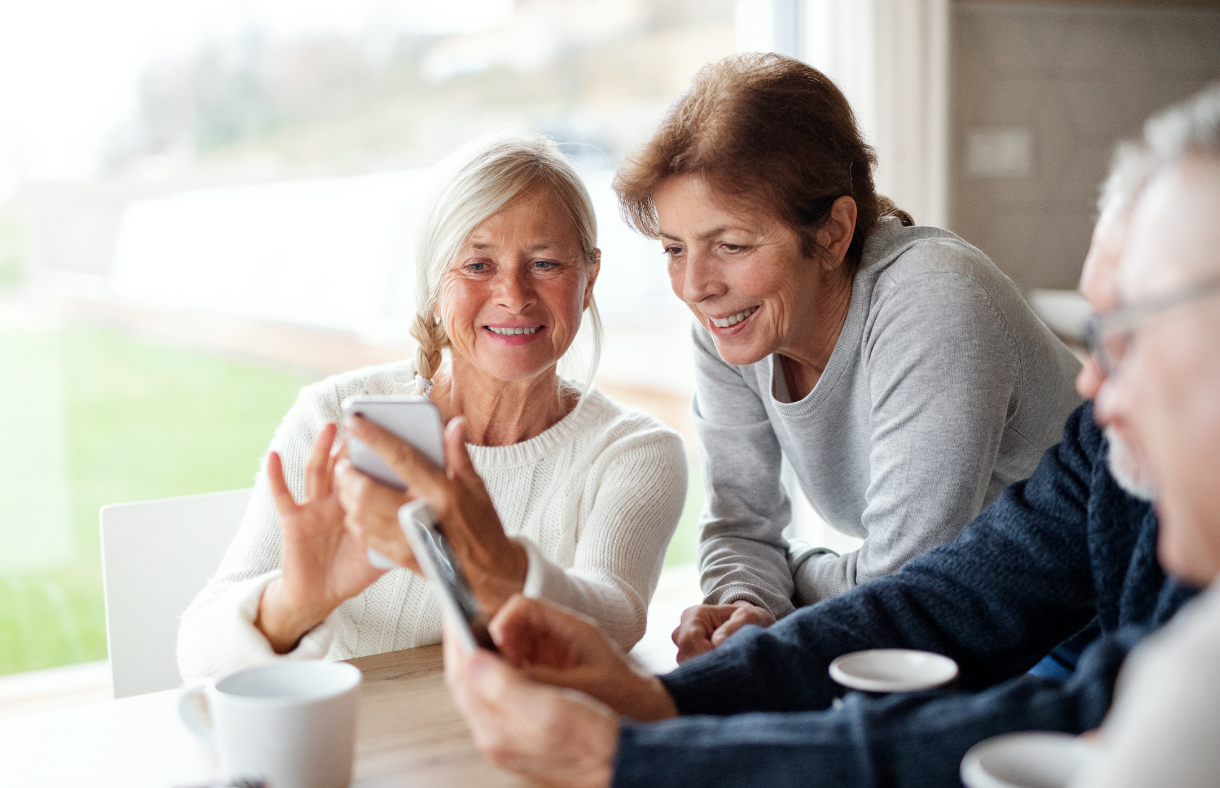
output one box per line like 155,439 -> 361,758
464,539 -> 529,613
255,578 -> 334,654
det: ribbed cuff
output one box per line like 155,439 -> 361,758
657,641 -> 761,717
516,536 -> 557,601
705,585 -> 795,620
178,570 -> 338,683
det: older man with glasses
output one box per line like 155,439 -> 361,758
441,86 -> 1220,788
1071,85 -> 1220,788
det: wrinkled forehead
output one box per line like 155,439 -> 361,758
1118,156 -> 1220,302
462,186 -> 585,254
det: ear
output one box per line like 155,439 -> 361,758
816,197 -> 858,270
583,249 -> 601,311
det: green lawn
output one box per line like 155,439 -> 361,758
0,327 -> 313,676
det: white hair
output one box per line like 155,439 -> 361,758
1101,81 -> 1220,213
410,123 -> 603,399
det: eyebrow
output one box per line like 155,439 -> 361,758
468,241 -> 558,252
660,227 -> 739,242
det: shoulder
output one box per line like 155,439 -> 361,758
293,360 -> 418,420
857,221 -> 1044,358
863,219 -> 1014,305
572,385 -> 686,464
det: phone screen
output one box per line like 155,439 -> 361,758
400,502 -> 497,653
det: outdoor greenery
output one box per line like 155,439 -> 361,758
0,327 -> 312,675
665,471 -> 702,568
0,324 -> 701,676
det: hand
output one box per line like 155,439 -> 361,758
332,457 -> 421,574
490,595 -> 677,722
444,625 -> 619,788
257,423 -> 387,653
672,601 -> 776,662
340,414 -> 528,613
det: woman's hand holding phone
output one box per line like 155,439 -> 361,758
333,452 -> 422,574
257,422 -> 388,654
338,414 -> 529,615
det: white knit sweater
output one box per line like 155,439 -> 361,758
177,360 -> 687,682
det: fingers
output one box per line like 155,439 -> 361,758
710,611 -> 751,647
266,452 -> 299,517
304,423 -> 338,500
444,417 -> 479,484
672,604 -> 721,662
344,414 -> 447,498
333,458 -> 417,569
710,603 -> 776,647
490,595 -> 595,669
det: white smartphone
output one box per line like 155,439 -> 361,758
399,500 -> 497,654
340,395 -> 444,490
340,395 -> 445,569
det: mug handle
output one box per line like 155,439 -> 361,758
178,682 -> 214,747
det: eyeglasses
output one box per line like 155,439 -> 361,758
1085,274 -> 1220,376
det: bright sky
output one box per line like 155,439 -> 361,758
0,0 -> 514,202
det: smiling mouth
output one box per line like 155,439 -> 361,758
486,326 -> 541,335
709,306 -> 758,328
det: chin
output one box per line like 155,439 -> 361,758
1104,428 -> 1158,502
710,337 -> 769,367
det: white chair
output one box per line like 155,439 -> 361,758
100,488 -> 251,699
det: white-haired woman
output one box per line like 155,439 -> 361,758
178,129 -> 687,680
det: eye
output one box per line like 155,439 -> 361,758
663,245 -> 684,258
721,243 -> 748,253
465,261 -> 488,272
532,259 -> 560,270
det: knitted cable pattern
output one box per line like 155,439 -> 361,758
177,359 -> 687,682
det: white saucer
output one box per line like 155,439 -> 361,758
828,648 -> 959,693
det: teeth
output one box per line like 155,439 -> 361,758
710,307 -> 758,328
487,326 -> 540,335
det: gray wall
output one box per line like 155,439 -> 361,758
950,2 -> 1220,292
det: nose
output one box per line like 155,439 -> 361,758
674,248 -> 725,306
1076,356 -> 1106,401
493,264 -> 538,312
1091,371 -> 1127,431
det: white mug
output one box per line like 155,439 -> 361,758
179,661 -> 362,788
960,731 -> 1097,788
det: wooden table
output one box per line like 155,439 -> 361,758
0,605 -> 682,788
345,645 -> 529,787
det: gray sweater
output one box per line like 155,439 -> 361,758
694,217 -> 1083,618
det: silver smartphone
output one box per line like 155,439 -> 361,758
399,500 -> 497,654
340,396 -> 444,570
339,396 -> 445,491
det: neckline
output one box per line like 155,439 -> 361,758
765,221 -> 903,415
462,384 -> 608,468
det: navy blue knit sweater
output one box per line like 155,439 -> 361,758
612,403 -> 1197,787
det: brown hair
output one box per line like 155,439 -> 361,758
614,53 -> 911,275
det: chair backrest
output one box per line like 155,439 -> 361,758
100,488 -> 251,699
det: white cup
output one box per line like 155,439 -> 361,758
960,731 -> 1097,788
179,661 -> 362,788
829,648 -> 960,693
